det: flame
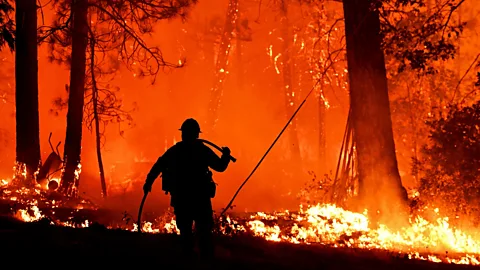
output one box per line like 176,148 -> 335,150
15,205 -> 43,222
240,204 -> 480,265
12,162 -> 27,184
10,194 -> 480,265
3,171 -> 479,266
163,218 -> 181,234
129,204 -> 480,265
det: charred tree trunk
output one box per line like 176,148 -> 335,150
342,0 -> 407,213
89,37 -> 107,198
206,0 -> 238,132
15,0 -> 41,183
93,84 -> 107,197
279,0 -> 301,162
60,0 -> 88,197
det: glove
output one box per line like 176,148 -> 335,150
221,147 -> 231,156
143,182 -> 152,194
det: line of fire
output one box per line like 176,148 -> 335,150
0,0 -> 480,267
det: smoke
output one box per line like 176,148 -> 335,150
0,0 -> 349,213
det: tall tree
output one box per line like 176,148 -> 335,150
342,0 -> 406,213
15,0 -> 41,183
88,36 -> 107,197
83,28 -> 134,198
279,0 -> 302,162
59,0 -> 88,196
206,0 -> 238,132
46,0 -> 197,196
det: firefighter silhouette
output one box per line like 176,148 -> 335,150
143,118 -> 231,261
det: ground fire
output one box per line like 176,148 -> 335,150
1,0 -> 480,268
1,173 -> 480,265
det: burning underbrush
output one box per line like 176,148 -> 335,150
0,176 -> 98,227
1,177 -> 480,266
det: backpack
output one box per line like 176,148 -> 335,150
161,141 -> 218,198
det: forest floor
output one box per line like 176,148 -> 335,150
0,214 -> 478,270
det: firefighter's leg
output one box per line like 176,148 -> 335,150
195,198 -> 214,261
174,206 -> 195,259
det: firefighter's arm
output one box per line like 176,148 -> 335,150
143,156 -> 166,193
208,147 -> 231,172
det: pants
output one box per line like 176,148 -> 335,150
173,195 -> 214,260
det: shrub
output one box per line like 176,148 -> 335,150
413,101 -> 480,223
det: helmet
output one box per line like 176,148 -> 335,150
179,118 -> 201,133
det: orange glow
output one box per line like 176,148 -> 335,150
1,0 -> 480,266
0,0 -> 354,212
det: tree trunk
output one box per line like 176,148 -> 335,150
93,84 -> 107,198
206,0 -> 238,132
60,0 -> 88,197
342,0 -> 407,214
279,0 -> 302,162
14,0 -> 41,184
89,36 -> 107,198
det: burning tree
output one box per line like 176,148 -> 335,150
60,0 -> 88,197
206,0 -> 238,132
341,0 -> 466,215
44,0 -> 197,197
379,0 -> 468,194
342,0 -> 407,216
288,0 -> 466,213
293,1 -> 347,171
263,0 -> 463,213
14,0 -> 41,184
278,0 -> 301,162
